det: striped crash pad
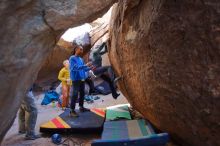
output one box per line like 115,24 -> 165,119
106,104 -> 131,121
102,120 -> 152,139
92,119 -> 169,146
40,108 -> 105,133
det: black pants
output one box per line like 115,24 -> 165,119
71,80 -> 85,110
93,66 -> 110,77
100,74 -> 118,95
85,77 -> 95,94
94,66 -> 117,95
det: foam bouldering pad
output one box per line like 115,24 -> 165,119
40,108 -> 106,133
95,81 -> 111,95
92,133 -> 169,146
106,104 -> 131,121
92,119 -> 169,146
102,120 -> 149,140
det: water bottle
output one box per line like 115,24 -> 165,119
52,101 -> 55,108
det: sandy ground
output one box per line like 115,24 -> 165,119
2,92 -> 128,146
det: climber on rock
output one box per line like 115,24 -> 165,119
89,41 -> 120,99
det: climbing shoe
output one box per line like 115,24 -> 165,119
79,107 -> 90,112
18,130 -> 26,134
25,134 -> 41,140
112,93 -> 120,99
69,110 -> 79,117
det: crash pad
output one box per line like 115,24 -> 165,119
92,133 -> 169,146
40,108 -> 106,133
106,104 -> 131,121
92,119 -> 169,146
95,81 -> 111,95
102,120 -> 149,139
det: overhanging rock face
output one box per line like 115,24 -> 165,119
109,1 -> 220,146
0,0 -> 116,142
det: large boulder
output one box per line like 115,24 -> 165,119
0,0 -> 116,142
109,1 -> 220,146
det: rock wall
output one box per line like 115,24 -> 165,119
109,1 -> 220,146
36,45 -> 72,90
0,0 -> 116,142
90,22 -> 109,47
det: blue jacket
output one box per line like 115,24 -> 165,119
69,55 -> 90,81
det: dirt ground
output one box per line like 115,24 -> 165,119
2,92 -> 128,146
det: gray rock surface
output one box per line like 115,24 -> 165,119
0,0 -> 116,142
